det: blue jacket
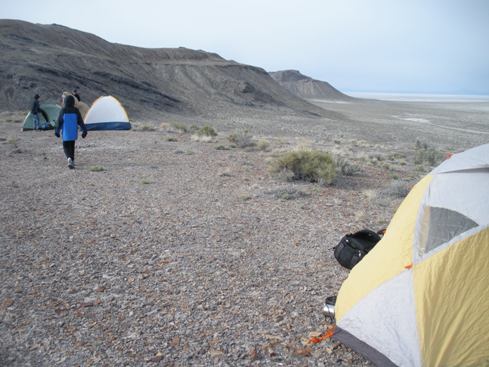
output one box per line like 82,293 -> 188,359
56,96 -> 87,142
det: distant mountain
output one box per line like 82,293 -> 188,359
0,20 -> 326,119
269,70 -> 352,101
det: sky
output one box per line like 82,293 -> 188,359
2,0 -> 489,94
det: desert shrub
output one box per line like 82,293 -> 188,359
219,170 -> 233,177
228,129 -> 255,148
335,157 -> 361,176
239,193 -> 252,201
415,139 -> 427,150
135,123 -> 156,131
141,179 -> 152,185
270,149 -> 336,185
388,152 -> 406,161
166,137 -> 178,142
215,145 -> 230,150
414,140 -> 444,166
266,187 -> 309,200
197,125 -> 217,137
256,139 -> 270,151
381,180 -> 412,198
171,122 -> 188,133
191,125 -> 217,142
89,165 -> 105,172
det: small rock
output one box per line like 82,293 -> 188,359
1,298 -> 14,309
209,349 -> 223,357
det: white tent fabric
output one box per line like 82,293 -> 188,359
338,271 -> 421,367
433,143 -> 489,173
423,171 -> 489,223
84,96 -> 131,130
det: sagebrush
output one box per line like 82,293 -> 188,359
270,150 -> 336,185
336,157 -> 361,176
197,125 -> 217,137
414,140 -> 444,166
228,129 -> 255,148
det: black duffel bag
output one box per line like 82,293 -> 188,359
333,229 -> 383,269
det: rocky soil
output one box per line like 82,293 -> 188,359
1,97 -> 488,366
0,115 -> 400,366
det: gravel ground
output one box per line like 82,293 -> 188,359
0,117 -> 398,366
1,100 -> 487,366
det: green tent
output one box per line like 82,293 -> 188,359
22,103 -> 61,131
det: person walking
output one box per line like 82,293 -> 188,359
31,94 -> 49,130
72,87 -> 81,101
55,95 -> 87,169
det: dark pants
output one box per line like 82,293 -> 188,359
63,141 -> 75,160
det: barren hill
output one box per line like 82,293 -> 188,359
0,20 -> 326,119
270,70 -> 352,101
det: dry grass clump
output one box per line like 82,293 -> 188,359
266,187 -> 309,200
89,165 -> 105,172
197,125 -> 217,137
215,145 -> 230,150
381,180 -> 412,198
171,122 -> 189,133
256,139 -> 270,151
191,125 -> 217,142
270,149 -> 336,185
133,123 -> 156,132
373,179 -> 414,208
227,130 -> 270,151
414,140 -> 444,166
160,122 -> 198,134
335,157 -> 361,176
228,129 -> 256,148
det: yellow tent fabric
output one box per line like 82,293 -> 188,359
335,175 -> 432,321
414,227 -> 489,367
334,143 -> 489,367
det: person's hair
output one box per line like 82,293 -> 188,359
64,95 -> 76,108
34,94 -> 40,99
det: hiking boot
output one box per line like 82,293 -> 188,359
68,158 -> 74,169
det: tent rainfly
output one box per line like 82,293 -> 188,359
84,96 -> 131,130
334,143 -> 489,367
22,103 -> 61,131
